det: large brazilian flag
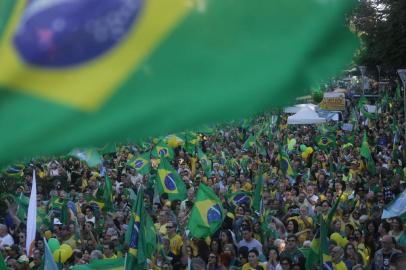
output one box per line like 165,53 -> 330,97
0,0 -> 357,165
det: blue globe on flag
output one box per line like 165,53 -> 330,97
207,204 -> 222,224
159,148 -> 168,156
13,0 -> 143,67
164,173 -> 177,191
134,159 -> 144,168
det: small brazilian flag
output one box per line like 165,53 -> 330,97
197,147 -> 212,178
183,132 -> 199,155
315,134 -> 336,150
127,152 -> 150,175
152,142 -> 174,160
278,144 -> 295,177
187,183 -> 224,238
156,158 -> 187,201
0,0 -> 357,165
68,148 -> 102,168
242,135 -> 256,150
4,164 -> 25,178
228,191 -> 253,209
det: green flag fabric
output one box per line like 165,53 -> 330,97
103,176 -> 114,212
360,131 -> 376,175
70,258 -> 124,270
0,251 -> 8,270
187,183 -> 225,238
252,174 -> 264,213
228,191 -> 253,209
68,148 -> 102,168
152,142 -> 174,160
315,134 -> 336,150
183,132 -> 199,155
319,217 -> 330,268
242,135 -> 256,150
15,193 -> 29,221
156,158 -> 187,201
197,148 -> 212,178
124,188 -> 149,269
127,152 -> 151,175
0,0 -> 357,165
278,144 -> 295,177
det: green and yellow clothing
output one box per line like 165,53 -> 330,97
169,234 -> 183,256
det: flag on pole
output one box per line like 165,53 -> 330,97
242,135 -> 256,150
152,142 -> 174,160
0,0 -> 357,165
187,184 -> 224,238
360,131 -> 376,175
252,173 -> 264,213
103,175 -> 113,212
127,152 -> 151,175
278,144 -> 295,177
68,148 -> 102,168
156,158 -> 187,201
26,170 -> 37,257
382,189 -> 406,220
124,188 -> 156,269
44,237 -> 58,270
197,148 -> 212,178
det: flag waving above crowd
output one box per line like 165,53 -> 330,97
0,0 -> 357,165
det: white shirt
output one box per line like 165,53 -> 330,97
238,238 -> 263,256
0,234 -> 14,248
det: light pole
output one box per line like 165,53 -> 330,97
397,69 -> 406,141
359,66 -> 366,95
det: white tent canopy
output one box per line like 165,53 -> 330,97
284,103 -> 317,114
287,108 -> 326,125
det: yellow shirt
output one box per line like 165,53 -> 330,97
332,261 -> 349,270
155,223 -> 168,236
242,182 -> 253,192
242,262 -> 266,270
103,254 -> 117,259
169,234 -> 183,256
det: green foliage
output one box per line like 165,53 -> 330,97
349,0 -> 406,70
312,90 -> 324,103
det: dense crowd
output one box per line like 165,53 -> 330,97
0,79 -> 406,270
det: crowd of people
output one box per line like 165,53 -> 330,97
0,78 -> 406,270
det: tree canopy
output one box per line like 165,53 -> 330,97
349,0 -> 406,72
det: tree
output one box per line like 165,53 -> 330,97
348,0 -> 406,71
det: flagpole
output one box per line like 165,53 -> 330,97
26,170 -> 37,257
123,253 -> 128,270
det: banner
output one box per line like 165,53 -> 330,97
319,92 -> 346,111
